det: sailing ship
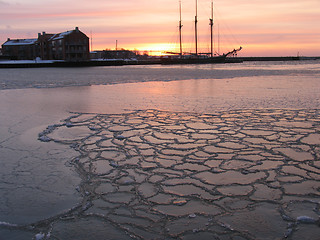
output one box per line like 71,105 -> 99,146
162,0 -> 242,64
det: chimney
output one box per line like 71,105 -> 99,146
7,38 -> 10,41
75,27 -> 79,31
38,33 -> 41,38
42,32 -> 46,35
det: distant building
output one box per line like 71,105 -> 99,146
90,51 -> 103,59
2,38 -> 38,60
103,50 -> 137,59
90,50 -> 138,60
1,27 -> 89,61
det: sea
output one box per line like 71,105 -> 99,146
0,60 -> 319,112
0,60 -> 319,240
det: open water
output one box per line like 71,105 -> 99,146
0,60 -> 319,239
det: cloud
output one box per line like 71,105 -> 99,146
1,0 -> 319,56
0,0 -> 9,5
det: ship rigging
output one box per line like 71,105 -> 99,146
165,0 -> 242,63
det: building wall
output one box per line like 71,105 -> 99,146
46,28 -> 89,61
2,41 -> 38,60
38,33 -> 54,60
62,31 -> 89,61
50,39 -> 64,60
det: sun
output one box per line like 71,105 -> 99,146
136,43 -> 179,56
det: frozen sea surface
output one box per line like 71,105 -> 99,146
0,60 -> 319,90
0,61 -> 319,239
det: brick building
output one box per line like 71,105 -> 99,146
2,38 -> 38,60
2,27 -> 89,61
39,27 -> 89,61
37,32 -> 55,60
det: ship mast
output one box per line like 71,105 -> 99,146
179,0 -> 183,57
209,1 -> 214,57
195,0 -> 198,56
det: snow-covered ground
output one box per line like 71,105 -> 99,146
0,59 -> 55,64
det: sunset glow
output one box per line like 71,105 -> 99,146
1,0 -> 319,56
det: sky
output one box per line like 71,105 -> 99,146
0,0 -> 319,56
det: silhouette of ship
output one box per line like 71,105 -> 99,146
161,0 -> 242,64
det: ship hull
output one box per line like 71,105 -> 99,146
161,55 -> 226,65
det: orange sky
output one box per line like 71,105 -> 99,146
1,0 -> 319,56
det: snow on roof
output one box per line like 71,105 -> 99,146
50,30 -> 74,41
3,39 -> 38,46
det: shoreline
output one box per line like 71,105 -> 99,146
0,56 -> 319,68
